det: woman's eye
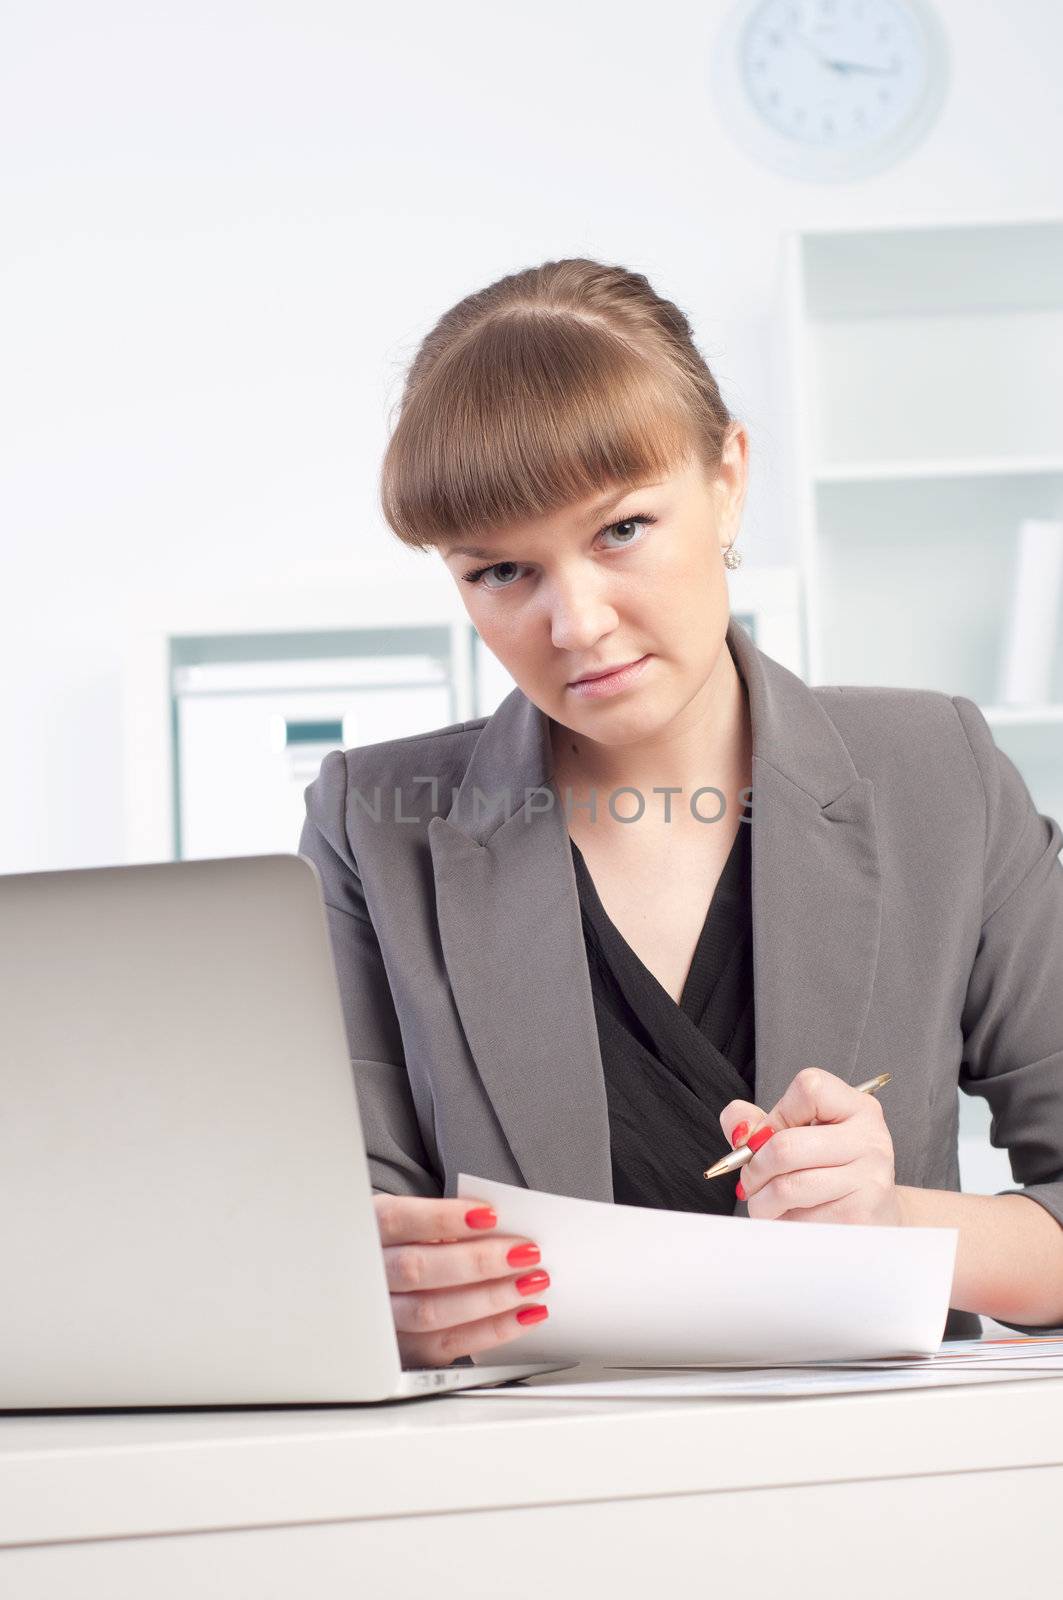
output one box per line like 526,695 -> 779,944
462,560 -> 525,590
602,514 -> 655,547
460,513 -> 655,590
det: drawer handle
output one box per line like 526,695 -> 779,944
283,718 -> 345,747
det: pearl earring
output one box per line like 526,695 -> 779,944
723,542 -> 742,570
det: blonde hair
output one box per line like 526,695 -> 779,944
379,257 -> 736,554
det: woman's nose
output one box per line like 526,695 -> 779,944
547,577 -> 618,652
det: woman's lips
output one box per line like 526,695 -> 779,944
567,654 -> 652,698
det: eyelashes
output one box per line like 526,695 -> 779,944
460,513 -> 658,590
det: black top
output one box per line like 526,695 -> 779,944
569,818 -> 755,1216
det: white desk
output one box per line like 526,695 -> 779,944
2,1373 -> 1060,1599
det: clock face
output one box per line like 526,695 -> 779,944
740,0 -> 930,149
712,0 -> 948,178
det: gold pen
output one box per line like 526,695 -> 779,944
702,1072 -> 892,1180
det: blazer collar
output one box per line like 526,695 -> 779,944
428,615 -> 882,1201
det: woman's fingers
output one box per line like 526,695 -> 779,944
735,1071 -> 900,1226
765,1066 -> 883,1132
397,1301 -> 548,1370
719,1098 -> 766,1148
373,1193 -> 541,1292
391,1268 -> 550,1337
373,1192 -> 512,1247
743,1157 -> 868,1221
382,1233 -> 542,1293
372,1193 -> 550,1365
738,1120 -> 868,1199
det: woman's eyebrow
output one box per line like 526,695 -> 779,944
447,479 -> 666,560
447,540 -> 503,560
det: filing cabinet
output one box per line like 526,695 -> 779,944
172,627 -> 457,861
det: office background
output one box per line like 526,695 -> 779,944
3,1 -> 1062,1212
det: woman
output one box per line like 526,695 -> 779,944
299,257 -> 1063,1369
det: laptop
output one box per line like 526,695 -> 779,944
0,852 -> 566,1408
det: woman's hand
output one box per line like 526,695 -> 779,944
373,1194 -> 550,1368
719,1066 -> 905,1226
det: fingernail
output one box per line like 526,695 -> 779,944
747,1125 -> 775,1154
736,1179 -> 746,1201
506,1242 -> 541,1267
465,1207 -> 498,1229
731,1121 -> 750,1149
515,1270 -> 550,1296
516,1304 -> 549,1325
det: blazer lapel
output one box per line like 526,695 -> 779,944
428,689 -> 614,1201
748,764 -> 882,1117
428,615 -> 883,1201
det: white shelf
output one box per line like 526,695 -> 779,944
982,703 -> 1063,727
799,217 -> 1063,319
815,456 -> 1063,485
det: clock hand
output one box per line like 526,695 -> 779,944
823,58 -> 898,76
791,30 -> 828,66
791,31 -> 897,78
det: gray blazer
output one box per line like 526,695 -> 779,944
299,614 -> 1063,1336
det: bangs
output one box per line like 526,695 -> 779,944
380,311 -> 701,553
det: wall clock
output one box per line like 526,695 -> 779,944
711,0 -> 950,181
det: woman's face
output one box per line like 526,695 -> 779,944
440,425 -> 749,744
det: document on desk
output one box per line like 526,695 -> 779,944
460,1341 -> 1063,1401
457,1174 -> 960,1367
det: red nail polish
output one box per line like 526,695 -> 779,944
736,1179 -> 746,1201
515,1270 -> 550,1296
747,1125 -> 775,1154
465,1207 -> 498,1229
731,1121 -> 750,1149
516,1304 -> 549,1325
506,1242 -> 541,1267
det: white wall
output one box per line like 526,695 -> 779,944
3,0 -> 1062,873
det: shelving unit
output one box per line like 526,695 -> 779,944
784,215 -> 1063,1193
785,213 -> 1063,818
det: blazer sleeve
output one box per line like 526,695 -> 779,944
298,749 -> 443,1200
952,695 -> 1063,1333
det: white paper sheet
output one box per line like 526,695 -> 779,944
458,1349 -> 1063,1400
458,1173 -> 959,1367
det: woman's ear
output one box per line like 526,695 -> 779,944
713,423 -> 750,547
